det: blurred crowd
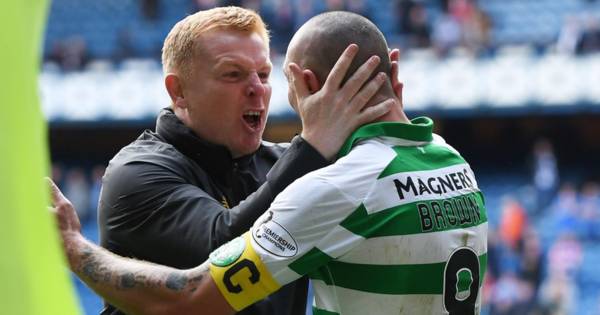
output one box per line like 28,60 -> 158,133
484,139 -> 600,315
45,0 -> 497,71
201,0 -> 494,56
46,0 -> 600,72
557,12 -> 600,55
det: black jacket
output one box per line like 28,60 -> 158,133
99,109 -> 329,315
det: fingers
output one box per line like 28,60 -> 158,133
349,72 -> 387,111
323,44 -> 359,90
288,62 -> 310,100
46,177 -> 72,210
47,206 -> 57,214
46,177 -> 81,232
340,55 -> 382,102
45,177 -> 65,206
357,99 -> 394,125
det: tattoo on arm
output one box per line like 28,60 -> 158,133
119,273 -> 136,289
166,273 -> 187,291
75,240 -> 209,294
80,246 -> 110,284
64,236 -> 219,314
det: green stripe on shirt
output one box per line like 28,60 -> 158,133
378,145 -> 467,178
309,253 -> 487,295
337,118 -> 434,158
288,247 -> 334,276
341,192 -> 487,238
313,307 -> 340,315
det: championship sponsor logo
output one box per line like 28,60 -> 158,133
253,219 -> 298,257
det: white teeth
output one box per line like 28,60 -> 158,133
244,111 -> 260,116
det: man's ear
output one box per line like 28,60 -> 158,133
165,74 -> 186,109
390,66 -> 403,101
389,49 -> 404,102
302,69 -> 320,94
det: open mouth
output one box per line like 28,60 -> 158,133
243,111 -> 262,130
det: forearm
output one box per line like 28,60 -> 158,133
65,233 -> 217,315
265,136 -> 329,193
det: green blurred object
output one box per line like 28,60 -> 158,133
0,0 -> 80,314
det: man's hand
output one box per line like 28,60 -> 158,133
46,177 -> 82,268
288,44 -> 394,160
46,178 -> 233,315
47,177 -> 81,234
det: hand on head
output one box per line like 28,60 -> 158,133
282,11 -> 409,160
287,44 -> 395,160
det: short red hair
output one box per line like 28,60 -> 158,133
161,6 -> 270,77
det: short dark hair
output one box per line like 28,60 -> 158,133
298,11 -> 391,86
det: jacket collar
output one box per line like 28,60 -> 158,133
155,108 -> 254,177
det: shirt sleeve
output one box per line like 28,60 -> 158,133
209,172 -> 364,311
99,136 -> 329,269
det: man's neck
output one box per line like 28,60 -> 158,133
367,94 -> 410,124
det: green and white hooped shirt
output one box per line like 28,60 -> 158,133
209,117 -> 488,315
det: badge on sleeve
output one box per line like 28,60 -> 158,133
210,237 -> 246,267
253,219 -> 298,258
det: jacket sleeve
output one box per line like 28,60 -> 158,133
99,136 -> 329,268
